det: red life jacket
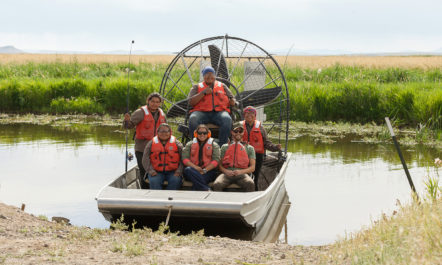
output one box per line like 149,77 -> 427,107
150,136 -> 180,172
222,141 -> 250,169
190,138 -> 214,168
242,120 -> 264,154
190,81 -> 230,113
135,106 -> 166,140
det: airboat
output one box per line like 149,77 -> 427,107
96,35 -> 292,242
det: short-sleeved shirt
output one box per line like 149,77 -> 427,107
220,142 -> 256,171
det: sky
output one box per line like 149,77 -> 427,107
1,0 -> 441,54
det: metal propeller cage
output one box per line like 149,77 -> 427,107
159,35 -> 290,154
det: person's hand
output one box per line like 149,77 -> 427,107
149,170 -> 157,177
276,144 -> 282,150
195,166 -> 204,174
233,170 -> 242,176
124,113 -> 131,121
174,172 -> 181,177
203,86 -> 213,95
225,170 -> 235,177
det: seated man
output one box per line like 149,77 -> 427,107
142,123 -> 183,190
241,106 -> 282,191
182,124 -> 220,191
213,123 -> 255,192
188,66 -> 236,147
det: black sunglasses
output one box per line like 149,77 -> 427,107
197,131 -> 208,135
233,128 -> 244,133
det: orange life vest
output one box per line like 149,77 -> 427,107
150,136 -> 180,172
190,138 -> 214,168
190,81 -> 230,113
242,120 -> 264,154
222,141 -> 250,169
135,106 -> 166,140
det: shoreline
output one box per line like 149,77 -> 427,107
0,202 -> 326,264
2,194 -> 440,264
1,113 -> 440,149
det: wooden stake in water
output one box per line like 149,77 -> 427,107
284,220 -> 288,244
385,117 -> 419,200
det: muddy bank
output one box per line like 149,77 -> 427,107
0,203 -> 328,264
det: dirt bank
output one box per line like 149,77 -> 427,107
0,203 -> 329,264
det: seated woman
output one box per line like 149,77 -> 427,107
182,124 -> 220,191
142,123 -> 183,190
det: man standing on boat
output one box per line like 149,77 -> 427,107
142,123 -> 183,190
187,66 -> 236,147
182,124 -> 220,191
213,123 -> 255,192
241,106 -> 281,191
123,92 -> 167,189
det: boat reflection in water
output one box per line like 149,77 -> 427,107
96,152 -> 291,242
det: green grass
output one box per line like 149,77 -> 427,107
284,81 -> 442,129
323,164 -> 442,264
325,197 -> 442,265
0,62 -> 440,129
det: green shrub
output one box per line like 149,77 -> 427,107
50,97 -> 104,114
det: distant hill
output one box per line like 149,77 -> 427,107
0,45 -> 24,54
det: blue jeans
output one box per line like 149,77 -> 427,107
147,171 -> 182,190
188,111 -> 232,146
183,167 -> 218,191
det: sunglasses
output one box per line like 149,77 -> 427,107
232,128 -> 244,133
197,131 -> 208,135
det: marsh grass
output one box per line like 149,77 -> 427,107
324,164 -> 442,265
0,61 -> 440,130
326,200 -> 442,264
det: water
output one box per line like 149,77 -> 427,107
0,124 -> 440,245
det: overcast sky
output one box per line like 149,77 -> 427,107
1,0 -> 441,53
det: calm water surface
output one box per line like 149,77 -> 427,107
0,124 -> 439,245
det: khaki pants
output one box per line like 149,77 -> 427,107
213,173 -> 255,192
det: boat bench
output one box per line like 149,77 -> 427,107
144,179 -> 242,190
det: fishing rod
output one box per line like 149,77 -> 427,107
125,40 -> 135,175
281,43 -> 295,78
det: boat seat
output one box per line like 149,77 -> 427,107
203,123 -> 219,139
205,123 -> 219,129
143,179 -> 241,190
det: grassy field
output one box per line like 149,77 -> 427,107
0,55 -> 441,131
2,54 -> 442,69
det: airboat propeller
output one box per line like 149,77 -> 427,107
159,35 -> 290,151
